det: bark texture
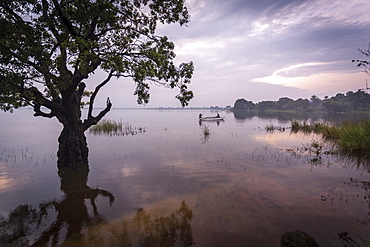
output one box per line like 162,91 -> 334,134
57,124 -> 88,167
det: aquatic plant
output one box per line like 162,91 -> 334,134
324,121 -> 370,156
202,125 -> 210,137
265,124 -> 287,132
290,120 -> 328,133
290,120 -> 370,160
89,119 -> 146,136
265,124 -> 275,132
89,119 -> 123,134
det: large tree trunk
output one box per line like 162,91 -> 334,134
57,123 -> 88,168
54,82 -> 112,168
56,94 -> 88,167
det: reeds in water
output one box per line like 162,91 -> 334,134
290,120 -> 370,157
265,124 -> 287,132
290,120 -> 329,134
89,119 -> 146,136
202,125 -> 210,137
324,121 -> 370,155
89,119 -> 122,134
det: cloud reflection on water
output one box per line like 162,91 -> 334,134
0,109 -> 369,246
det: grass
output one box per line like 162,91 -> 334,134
265,124 -> 287,132
290,120 -> 330,133
89,119 -> 146,136
200,125 -> 211,144
202,125 -> 210,137
290,120 -> 370,158
89,119 -> 122,134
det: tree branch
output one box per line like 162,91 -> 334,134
42,0 -> 62,43
19,86 -> 61,115
50,0 -> 78,36
88,70 -> 114,118
0,2 -> 24,23
33,103 -> 56,118
82,97 -> 112,131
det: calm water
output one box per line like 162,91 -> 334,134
0,109 -> 369,247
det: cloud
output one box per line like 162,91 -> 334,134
90,0 -> 370,108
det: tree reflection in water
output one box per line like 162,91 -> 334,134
0,164 -> 114,246
0,164 -> 194,247
88,201 -> 194,247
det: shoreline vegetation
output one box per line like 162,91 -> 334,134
290,120 -> 370,157
231,89 -> 370,113
266,120 -> 370,166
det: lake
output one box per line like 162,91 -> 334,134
0,109 -> 369,247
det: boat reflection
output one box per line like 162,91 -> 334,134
198,119 -> 224,126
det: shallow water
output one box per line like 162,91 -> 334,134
0,109 -> 369,246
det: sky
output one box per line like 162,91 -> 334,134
88,0 -> 370,108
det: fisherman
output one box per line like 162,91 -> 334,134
216,113 -> 220,117
199,113 -> 203,119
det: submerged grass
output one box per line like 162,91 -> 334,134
265,124 -> 288,132
202,125 -> 210,136
89,119 -> 122,134
89,119 -> 146,136
290,119 -> 370,158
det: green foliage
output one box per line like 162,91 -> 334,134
0,0 -> 194,114
232,90 -> 370,113
89,119 -> 123,134
290,120 -> 330,133
290,120 -> 370,158
324,121 -> 370,156
89,119 -> 146,136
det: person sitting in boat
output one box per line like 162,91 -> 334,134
199,113 -> 203,119
216,113 -> 220,118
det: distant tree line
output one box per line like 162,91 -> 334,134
232,90 -> 370,113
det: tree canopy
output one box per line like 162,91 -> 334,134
0,0 -> 194,167
0,0 -> 194,116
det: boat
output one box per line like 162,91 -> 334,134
199,116 -> 225,121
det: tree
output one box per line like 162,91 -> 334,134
353,43 -> 370,76
0,0 -> 194,167
232,98 -> 255,110
257,100 -> 276,111
277,97 -> 294,110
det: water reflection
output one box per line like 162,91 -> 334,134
198,120 -> 223,126
0,164 -> 114,246
284,135 -> 370,172
0,163 -> 194,247
1,109 -> 370,246
84,201 -> 194,247
232,110 -> 370,123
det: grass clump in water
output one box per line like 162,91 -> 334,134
290,120 -> 329,133
290,120 -> 370,157
324,121 -> 370,156
202,125 -> 210,137
89,119 -> 146,136
89,119 -> 122,135
265,124 -> 287,132
265,124 -> 275,132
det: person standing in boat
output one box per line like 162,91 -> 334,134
199,113 -> 203,119
216,113 -> 220,118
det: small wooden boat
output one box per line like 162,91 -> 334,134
199,116 -> 225,121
